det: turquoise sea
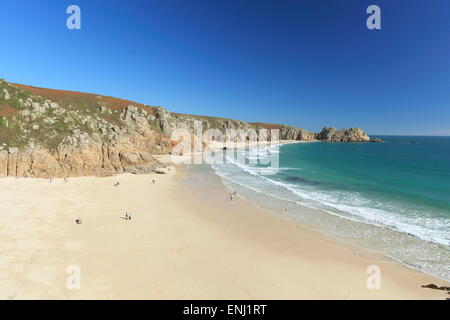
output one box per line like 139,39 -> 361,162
211,136 -> 450,281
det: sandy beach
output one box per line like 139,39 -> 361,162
0,165 -> 448,300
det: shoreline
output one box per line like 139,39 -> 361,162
0,165 -> 448,299
219,177 -> 449,284
183,165 -> 450,293
211,164 -> 450,284
185,140 -> 450,283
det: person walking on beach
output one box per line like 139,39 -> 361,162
125,212 -> 129,220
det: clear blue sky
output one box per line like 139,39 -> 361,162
1,0 -> 449,135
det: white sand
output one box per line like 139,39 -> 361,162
0,168 -> 448,299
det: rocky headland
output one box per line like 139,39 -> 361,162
0,80 -> 379,178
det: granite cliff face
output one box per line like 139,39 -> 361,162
0,80 -> 377,178
315,126 -> 370,142
255,125 -> 372,142
0,81 -> 172,178
278,125 -> 316,141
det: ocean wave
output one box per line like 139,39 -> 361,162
212,160 -> 450,246
210,142 -> 450,281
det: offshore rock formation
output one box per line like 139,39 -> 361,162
315,126 -> 370,142
268,125 -> 373,142
0,80 -> 378,178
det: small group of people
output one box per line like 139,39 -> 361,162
229,190 -> 237,200
114,181 -> 120,187
124,212 -> 132,221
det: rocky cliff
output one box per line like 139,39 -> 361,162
315,126 -> 370,142
0,81 -> 174,178
0,80 -> 377,178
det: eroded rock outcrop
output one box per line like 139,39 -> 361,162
0,130 -> 171,178
0,82 -> 172,178
279,125 -> 316,141
316,126 -> 370,142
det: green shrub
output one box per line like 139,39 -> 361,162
0,116 -> 8,128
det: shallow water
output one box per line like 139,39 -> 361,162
210,137 -> 450,281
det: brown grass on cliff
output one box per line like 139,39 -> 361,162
0,104 -> 18,117
12,83 -> 159,115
